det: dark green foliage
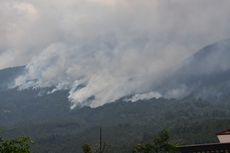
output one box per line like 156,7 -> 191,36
0,137 -> 32,153
82,143 -> 107,153
82,144 -> 94,153
133,130 -> 177,153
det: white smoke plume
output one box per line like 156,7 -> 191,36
1,0 -> 230,107
125,92 -> 162,103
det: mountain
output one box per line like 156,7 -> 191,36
1,39 -> 230,153
160,39 -> 230,99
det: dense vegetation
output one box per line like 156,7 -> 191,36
1,87 -> 230,153
0,136 -> 32,153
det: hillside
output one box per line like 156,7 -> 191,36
1,39 -> 230,153
2,97 -> 230,153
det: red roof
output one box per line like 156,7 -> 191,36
216,129 -> 230,135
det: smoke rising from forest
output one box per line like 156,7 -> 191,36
1,0 -> 230,107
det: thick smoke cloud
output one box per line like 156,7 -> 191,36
1,0 -> 230,107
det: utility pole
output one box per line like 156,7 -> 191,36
99,127 -> 102,152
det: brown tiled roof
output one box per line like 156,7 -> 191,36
216,129 -> 230,135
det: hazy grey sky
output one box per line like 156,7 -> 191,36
1,0 -> 230,107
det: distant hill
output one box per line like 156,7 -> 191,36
160,39 -> 230,100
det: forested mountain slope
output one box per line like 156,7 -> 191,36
1,39 -> 230,153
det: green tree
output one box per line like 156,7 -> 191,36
0,136 -> 32,153
81,143 -> 107,153
133,130 -> 177,153
82,144 -> 94,153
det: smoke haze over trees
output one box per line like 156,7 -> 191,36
1,0 -> 230,107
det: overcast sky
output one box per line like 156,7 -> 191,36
1,0 -> 230,107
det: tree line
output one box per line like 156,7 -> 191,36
0,129 -> 177,153
81,129 -> 177,153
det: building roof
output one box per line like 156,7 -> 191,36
179,143 -> 222,148
216,129 -> 230,135
178,142 -> 230,153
